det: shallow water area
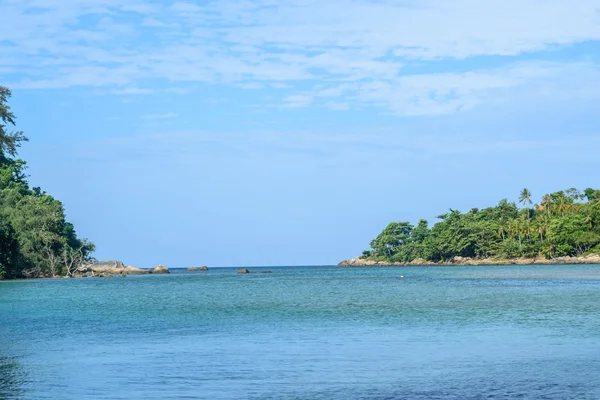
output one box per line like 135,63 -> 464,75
2,264 -> 600,399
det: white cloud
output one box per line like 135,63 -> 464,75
1,0 -> 600,115
142,112 -> 176,119
111,87 -> 154,95
281,94 -> 313,108
165,87 -> 191,94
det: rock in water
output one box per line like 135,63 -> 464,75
85,260 -> 125,272
237,268 -> 250,274
188,266 -> 209,272
124,266 -> 151,275
74,261 -> 154,277
76,260 -> 126,276
154,265 -> 170,274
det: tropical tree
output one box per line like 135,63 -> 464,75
509,218 -> 523,251
363,186 -> 600,264
519,188 -> 532,207
0,217 -> 21,278
370,221 -> 413,258
0,85 -> 94,279
585,214 -> 593,229
537,214 -> 549,243
565,188 -> 583,202
0,86 -> 28,160
521,213 -> 532,241
497,220 -> 506,242
541,195 -> 552,216
584,188 -> 600,202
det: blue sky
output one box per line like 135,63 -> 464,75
1,0 -> 600,267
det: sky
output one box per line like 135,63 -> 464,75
1,0 -> 600,267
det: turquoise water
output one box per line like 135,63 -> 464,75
2,265 -> 600,399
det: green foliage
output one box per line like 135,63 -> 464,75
0,216 -> 20,278
0,86 -> 28,160
519,188 -> 532,206
365,187 -> 600,263
0,86 -> 93,279
370,221 -> 413,259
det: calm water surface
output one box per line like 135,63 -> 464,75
2,265 -> 600,399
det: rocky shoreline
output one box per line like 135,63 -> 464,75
338,253 -> 600,267
73,260 -> 171,277
4,262 -> 277,280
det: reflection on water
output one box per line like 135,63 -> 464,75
0,356 -> 26,399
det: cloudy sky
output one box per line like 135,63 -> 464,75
2,0 -> 600,266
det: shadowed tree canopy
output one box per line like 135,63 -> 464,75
0,85 -> 94,279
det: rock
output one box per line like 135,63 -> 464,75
260,270 -> 272,273
153,265 -> 170,274
124,266 -> 151,275
409,258 -> 431,266
74,261 -> 152,277
75,265 -> 93,274
75,260 -> 128,276
77,260 -> 122,275
237,268 -> 250,274
188,266 -> 208,271
514,257 -> 535,265
338,252 -> 600,268
338,257 -> 382,267
86,260 -> 125,271
584,253 -> 600,264
452,256 -> 475,265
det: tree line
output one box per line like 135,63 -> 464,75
363,187 -> 600,263
0,85 -> 94,279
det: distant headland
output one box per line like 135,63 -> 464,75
340,187 -> 600,268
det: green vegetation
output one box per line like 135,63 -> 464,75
0,86 -> 94,279
363,187 -> 600,263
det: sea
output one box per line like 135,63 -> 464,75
1,264 -> 600,399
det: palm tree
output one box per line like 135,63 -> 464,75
537,215 -> 549,243
541,195 -> 552,216
497,220 -> 506,242
510,219 -> 522,250
519,188 -> 533,224
557,201 -> 571,216
519,188 -> 532,207
521,215 -> 532,241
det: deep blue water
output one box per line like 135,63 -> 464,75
1,265 -> 600,399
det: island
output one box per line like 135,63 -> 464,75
340,188 -> 600,267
